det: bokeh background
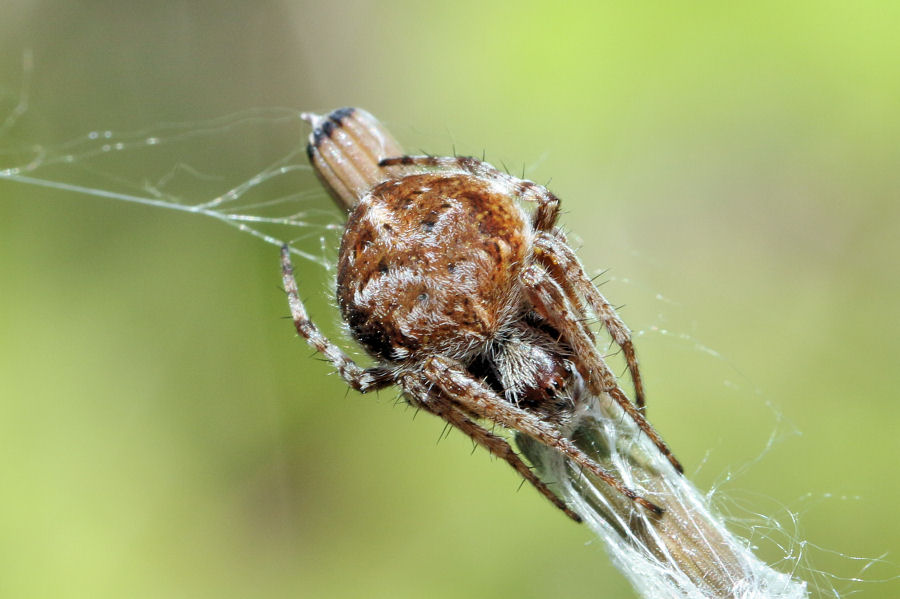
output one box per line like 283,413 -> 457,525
1,2 -> 898,598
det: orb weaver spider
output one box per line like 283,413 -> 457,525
281,108 -> 682,521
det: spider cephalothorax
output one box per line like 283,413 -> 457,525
283,107 -> 682,521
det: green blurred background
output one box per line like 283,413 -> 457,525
1,2 -> 898,597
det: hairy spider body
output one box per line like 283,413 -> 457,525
338,171 -> 529,362
285,108 -> 682,522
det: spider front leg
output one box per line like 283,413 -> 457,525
533,232 -> 647,412
281,245 -> 393,393
401,376 -> 582,523
422,355 -> 663,515
521,264 -> 683,474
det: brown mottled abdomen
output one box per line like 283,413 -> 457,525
337,172 -> 530,361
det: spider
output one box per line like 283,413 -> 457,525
282,107 -> 682,522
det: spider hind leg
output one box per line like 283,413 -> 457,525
422,356 -> 663,515
533,232 -> 647,412
521,264 -> 683,474
403,376 -> 582,523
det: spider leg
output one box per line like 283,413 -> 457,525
521,264 -> 683,474
377,154 -> 561,232
401,376 -> 582,523
422,355 -> 663,515
281,245 -> 394,392
530,243 -> 595,345
533,232 -> 646,412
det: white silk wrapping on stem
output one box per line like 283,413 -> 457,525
517,391 -> 808,599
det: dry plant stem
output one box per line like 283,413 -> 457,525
301,108 -> 404,211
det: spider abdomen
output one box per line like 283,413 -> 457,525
337,172 -> 530,362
